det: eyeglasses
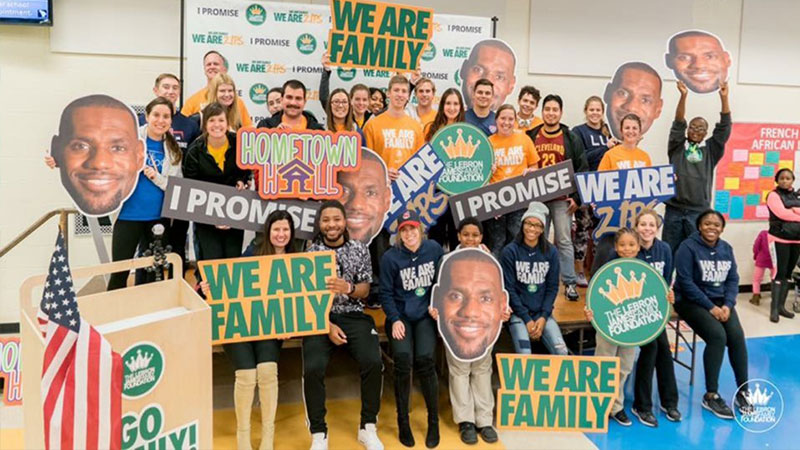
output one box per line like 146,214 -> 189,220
330,100 -> 349,106
523,221 -> 544,229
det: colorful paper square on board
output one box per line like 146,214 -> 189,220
726,162 -> 744,176
761,165 -> 776,177
740,180 -> 757,192
749,153 -> 765,165
732,149 -> 749,162
715,190 -> 730,213
756,205 -> 769,218
723,177 -> 740,190
746,194 -> 761,206
760,178 -> 775,190
763,190 -> 771,202
766,151 -> 780,164
730,196 -> 745,219
779,160 -> 794,170
743,166 -> 759,179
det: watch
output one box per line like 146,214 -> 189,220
347,282 -> 355,295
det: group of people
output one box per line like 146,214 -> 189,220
44,39 -> 799,450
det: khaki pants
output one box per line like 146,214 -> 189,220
445,347 -> 494,427
594,336 -> 637,414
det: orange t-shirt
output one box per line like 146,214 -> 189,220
597,145 -> 652,171
416,108 -> 437,130
181,87 -> 252,128
516,115 -> 543,132
363,112 -> 424,170
282,115 -> 308,131
489,132 -> 540,183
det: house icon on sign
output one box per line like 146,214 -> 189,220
278,158 -> 314,195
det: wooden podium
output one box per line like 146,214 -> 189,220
19,254 -> 212,450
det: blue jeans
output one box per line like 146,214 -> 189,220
484,210 -> 524,259
545,199 -> 577,285
663,205 -> 702,254
508,315 -> 568,355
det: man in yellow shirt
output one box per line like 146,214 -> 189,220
181,50 -> 251,123
364,76 -> 424,181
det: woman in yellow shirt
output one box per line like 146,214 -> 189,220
485,104 -> 540,257
597,113 -> 652,171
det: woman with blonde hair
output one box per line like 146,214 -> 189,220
204,73 -> 253,130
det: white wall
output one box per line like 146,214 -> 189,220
1,0 -> 798,324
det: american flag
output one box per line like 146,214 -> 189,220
37,231 -> 122,450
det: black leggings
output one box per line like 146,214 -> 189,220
773,242 -> 800,281
633,330 -> 678,411
194,223 -> 244,262
108,218 -> 169,290
224,339 -> 282,371
386,317 -> 439,419
673,299 -> 748,393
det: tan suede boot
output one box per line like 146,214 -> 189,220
235,369 -> 257,450
257,362 -> 279,450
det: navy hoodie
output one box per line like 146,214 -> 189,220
675,232 -> 739,309
638,238 -> 673,285
500,240 -> 560,323
380,240 -> 444,323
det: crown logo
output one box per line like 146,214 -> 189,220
125,349 -> 154,372
249,5 -> 263,15
599,267 -> 646,306
300,35 -> 313,45
253,85 -> 266,95
743,383 -> 774,407
439,128 -> 480,159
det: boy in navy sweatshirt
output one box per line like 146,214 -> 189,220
379,210 -> 444,448
502,202 -> 567,355
673,210 -> 749,421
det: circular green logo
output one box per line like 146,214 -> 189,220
296,33 -> 317,55
337,67 -> 357,81
422,42 -> 436,61
586,258 -> 670,347
249,83 -> 268,104
431,123 -> 494,195
246,4 -> 266,25
527,284 -> 538,293
122,342 -> 165,399
415,287 -> 426,297
454,69 -> 462,87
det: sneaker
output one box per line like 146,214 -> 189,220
659,405 -> 683,422
749,293 -> 761,305
735,390 -> 755,415
358,424 -> 384,450
458,422 -> 478,445
310,432 -> 328,450
566,284 -> 580,301
632,407 -> 658,427
576,272 -> 589,288
478,426 -> 498,443
702,392 -> 734,419
611,410 -> 632,426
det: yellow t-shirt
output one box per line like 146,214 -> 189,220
181,87 -> 253,128
416,108 -> 437,130
282,115 -> 308,131
363,112 -> 424,170
489,131 -> 540,183
597,145 -> 652,171
516,115 -> 543,132
207,141 -> 229,171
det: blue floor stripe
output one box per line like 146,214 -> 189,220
586,334 -> 798,450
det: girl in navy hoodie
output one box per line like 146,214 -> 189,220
631,209 -> 681,427
503,202 -> 567,356
674,209 -> 749,420
380,210 -> 444,448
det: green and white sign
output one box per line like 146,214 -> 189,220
431,123 -> 494,195
587,258 -> 670,347
122,342 -> 165,399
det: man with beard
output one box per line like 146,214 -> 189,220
50,94 -> 145,217
460,39 -> 517,111
666,30 -> 731,94
526,94 -> 587,301
256,79 -> 324,130
604,62 -> 664,140
302,200 -> 384,450
431,248 -> 508,362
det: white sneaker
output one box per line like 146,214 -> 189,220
357,424 -> 384,450
310,432 -> 328,450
